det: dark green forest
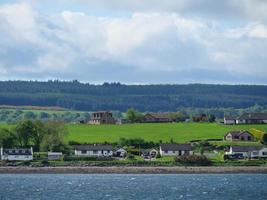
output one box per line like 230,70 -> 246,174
0,80 -> 266,112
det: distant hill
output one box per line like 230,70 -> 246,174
0,81 -> 267,112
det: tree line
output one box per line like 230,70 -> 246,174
0,81 -> 267,112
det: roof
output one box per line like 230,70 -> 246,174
231,146 -> 263,152
225,130 -> 252,137
145,113 -> 172,119
74,145 -> 113,151
224,116 -> 236,120
238,113 -> 267,120
160,143 -> 192,151
2,148 -> 32,156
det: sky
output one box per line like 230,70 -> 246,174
0,0 -> 267,84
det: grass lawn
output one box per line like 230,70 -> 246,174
1,122 -> 266,144
66,123 -> 267,143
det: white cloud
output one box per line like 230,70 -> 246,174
0,2 -> 266,84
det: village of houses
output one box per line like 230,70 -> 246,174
1,111 -> 267,166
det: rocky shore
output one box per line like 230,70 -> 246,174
0,166 -> 267,174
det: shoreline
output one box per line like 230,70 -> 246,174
0,166 -> 267,174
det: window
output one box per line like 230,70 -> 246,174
247,136 -> 251,141
81,150 -> 87,154
262,152 -> 267,155
164,150 -> 168,154
173,151 -> 175,154
107,150 -> 110,153
179,150 -> 182,156
93,150 -> 98,154
252,152 -> 259,155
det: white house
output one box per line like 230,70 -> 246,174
114,148 -> 127,157
48,152 -> 63,160
225,146 -> 267,158
236,113 -> 267,124
74,144 -> 113,157
0,147 -> 33,161
224,116 -> 236,125
159,144 -> 193,156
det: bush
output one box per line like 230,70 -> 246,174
127,154 -> 135,160
174,155 -> 212,166
63,156 -> 114,161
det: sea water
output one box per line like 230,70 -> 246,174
0,174 -> 266,200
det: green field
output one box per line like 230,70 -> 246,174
1,122 -> 267,144
66,123 -> 267,143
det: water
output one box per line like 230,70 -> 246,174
0,174 -> 266,200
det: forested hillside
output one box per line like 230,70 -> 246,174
0,81 -> 266,112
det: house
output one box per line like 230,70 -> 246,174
48,152 -> 63,160
159,143 -> 193,156
89,111 -> 116,125
114,148 -> 127,157
141,149 -> 158,159
74,145 -> 113,157
224,130 -> 254,141
0,147 -> 33,161
236,113 -> 267,124
225,146 -> 267,159
224,116 -> 236,125
142,113 -> 173,123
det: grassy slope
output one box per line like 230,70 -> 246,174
66,123 -> 267,143
1,122 -> 266,144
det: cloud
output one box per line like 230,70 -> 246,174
64,0 -> 267,21
0,2 -> 266,84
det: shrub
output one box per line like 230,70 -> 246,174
127,154 -> 135,160
174,155 -> 212,166
63,156 -> 114,161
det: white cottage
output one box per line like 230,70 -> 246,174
159,144 -> 193,156
0,147 -> 33,161
74,144 -> 113,157
225,146 -> 267,159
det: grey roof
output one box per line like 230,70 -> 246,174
144,113 -> 172,120
160,143 -> 192,151
74,145 -> 113,151
231,146 -> 263,152
238,113 -> 267,120
2,149 -> 32,156
225,130 -> 252,137
224,116 -> 236,120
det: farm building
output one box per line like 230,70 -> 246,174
236,113 -> 267,124
224,116 -> 236,125
74,144 -> 113,157
224,130 -> 254,141
142,113 -> 173,123
159,143 -> 193,156
89,111 -> 116,125
0,147 -> 33,161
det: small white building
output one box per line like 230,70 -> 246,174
48,152 -> 63,160
159,144 -> 193,156
74,144 -> 113,157
225,146 -> 267,159
0,147 -> 33,161
224,116 -> 236,125
114,148 -> 127,157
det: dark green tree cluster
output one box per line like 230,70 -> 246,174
0,80 -> 267,112
0,120 -> 69,153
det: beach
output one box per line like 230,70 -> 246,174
0,166 -> 267,174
